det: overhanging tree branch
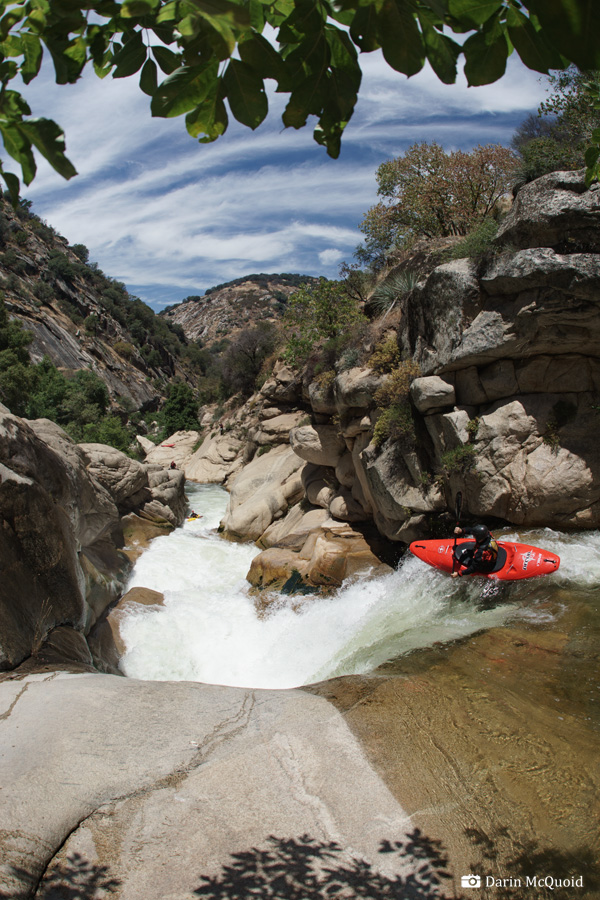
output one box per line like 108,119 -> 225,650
0,0 -> 599,196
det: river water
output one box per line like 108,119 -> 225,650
119,483 -> 600,719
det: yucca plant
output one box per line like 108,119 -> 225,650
369,270 -> 420,319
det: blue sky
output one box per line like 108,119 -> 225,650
14,50 -> 551,312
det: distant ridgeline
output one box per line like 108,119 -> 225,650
160,272 -> 319,340
0,193 -> 316,452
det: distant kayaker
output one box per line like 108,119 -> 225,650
452,524 -> 499,578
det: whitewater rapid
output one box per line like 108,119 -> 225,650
119,483 -> 600,689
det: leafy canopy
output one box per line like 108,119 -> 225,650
512,66 -> 600,184
359,141 -> 517,266
283,277 -> 366,363
0,0 -> 600,198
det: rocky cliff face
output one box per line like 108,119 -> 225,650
161,171 -> 599,588
0,407 -> 186,670
0,196 -> 191,412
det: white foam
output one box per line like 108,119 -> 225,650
119,485 -> 600,689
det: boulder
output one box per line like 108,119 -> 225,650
290,422 -> 346,467
424,409 -> 471,464
340,413 -> 373,439
258,505 -> 331,550
136,434 -> 156,455
495,169 -> 600,252
481,247 -> 600,298
398,258 -> 480,374
357,441 -> 445,541
307,380 -> 337,415
247,547 -> 310,589
221,445 -> 305,542
260,363 -> 303,404
455,366 -> 488,406
0,413 -> 125,670
335,451 -> 356,489
141,430 -> 202,469
301,463 -> 336,510
184,432 -> 244,483
302,525 -> 392,586
248,522 -> 391,590
329,489 -> 369,522
79,443 -> 148,510
80,444 -> 186,526
255,411 -> 306,445
88,586 -> 165,674
120,512 -> 173,562
466,394 -> 600,526
26,420 -> 119,549
334,367 -> 384,414
141,465 -> 186,525
410,376 -> 455,413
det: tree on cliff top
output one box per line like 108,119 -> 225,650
512,66 -> 600,182
0,1 -> 599,199
358,142 -> 517,267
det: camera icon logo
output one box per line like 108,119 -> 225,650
461,874 -> 482,888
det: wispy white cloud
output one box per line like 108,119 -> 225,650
11,48 -> 550,309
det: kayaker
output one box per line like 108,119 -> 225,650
451,524 -> 499,578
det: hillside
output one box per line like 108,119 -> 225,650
160,273 -> 317,345
0,194 -> 194,416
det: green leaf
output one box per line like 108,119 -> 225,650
349,4 -> 382,53
112,32 -> 147,78
45,37 -> 88,84
140,57 -> 158,95
0,122 -> 36,185
584,145 -> 599,167
282,32 -> 328,85
121,0 -> 160,16
1,169 -> 21,205
448,0 -> 502,27
223,58 -> 267,129
152,44 -> 181,74
0,9 -> 26,42
505,7 -> 559,73
0,35 -> 23,57
185,88 -> 229,141
324,27 -> 361,117
421,0 -> 449,15
238,33 -> 288,83
191,0 -> 251,27
282,71 -> 328,128
377,0 -> 425,77
19,118 -> 77,181
20,32 -> 43,84
151,62 -> 219,117
463,16 -> 508,85
279,0 -> 326,37
525,0 -> 600,70
248,0 -> 265,31
313,117 -> 342,158
420,21 -> 460,83
156,1 -> 179,24
1,89 -> 31,118
592,127 -> 600,142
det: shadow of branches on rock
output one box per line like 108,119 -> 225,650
193,829 -> 463,900
0,852 -> 122,900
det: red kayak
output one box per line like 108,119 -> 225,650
409,538 -> 560,581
